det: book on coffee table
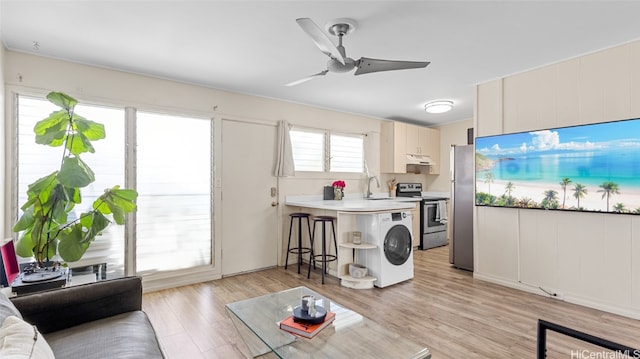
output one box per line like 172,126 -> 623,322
279,311 -> 335,338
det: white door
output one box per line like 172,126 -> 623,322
221,120 -> 278,275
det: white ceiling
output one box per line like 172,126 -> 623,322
3,1 -> 640,126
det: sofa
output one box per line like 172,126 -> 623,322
0,276 -> 165,358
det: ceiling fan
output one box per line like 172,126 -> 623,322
286,18 -> 430,87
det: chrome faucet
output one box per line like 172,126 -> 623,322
366,176 -> 380,198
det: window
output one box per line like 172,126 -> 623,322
135,112 -> 212,272
330,134 -> 364,173
15,94 -> 213,280
290,128 -> 364,173
17,95 -> 126,276
290,129 -> 324,172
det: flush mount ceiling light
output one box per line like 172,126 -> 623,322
424,100 -> 453,114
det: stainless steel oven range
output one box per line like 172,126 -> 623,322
396,183 -> 448,250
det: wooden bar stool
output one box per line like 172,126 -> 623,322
308,215 -> 338,284
285,212 -> 314,274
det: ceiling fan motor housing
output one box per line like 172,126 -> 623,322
328,57 -> 356,73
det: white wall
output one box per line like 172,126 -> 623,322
427,119 -> 473,192
475,40 -> 640,319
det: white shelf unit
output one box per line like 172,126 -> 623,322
336,214 -> 378,289
338,243 -> 378,284
339,243 -> 377,250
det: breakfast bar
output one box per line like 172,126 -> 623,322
285,196 -> 419,288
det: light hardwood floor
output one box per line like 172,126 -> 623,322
143,245 -> 640,358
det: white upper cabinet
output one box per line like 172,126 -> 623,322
406,123 -> 440,175
380,121 -> 407,174
381,121 -> 440,174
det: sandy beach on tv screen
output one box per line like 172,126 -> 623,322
476,180 -> 640,212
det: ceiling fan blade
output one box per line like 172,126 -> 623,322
284,70 -> 329,87
354,58 -> 430,76
296,18 -> 345,65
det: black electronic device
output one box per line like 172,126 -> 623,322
21,270 -> 63,283
12,267 -> 68,295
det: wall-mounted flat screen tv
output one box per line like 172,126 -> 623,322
475,118 -> 640,214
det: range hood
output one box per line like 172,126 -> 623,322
406,154 -> 435,166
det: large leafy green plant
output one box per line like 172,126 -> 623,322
13,92 -> 137,266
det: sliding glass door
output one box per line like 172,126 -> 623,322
135,112 -> 212,273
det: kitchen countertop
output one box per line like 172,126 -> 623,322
285,195 -> 418,212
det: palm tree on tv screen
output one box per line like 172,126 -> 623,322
559,177 -> 572,208
505,181 -> 515,196
572,183 -> 587,209
598,181 -> 620,212
542,189 -> 559,209
483,172 -> 495,195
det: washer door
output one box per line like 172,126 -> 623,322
383,225 -> 412,265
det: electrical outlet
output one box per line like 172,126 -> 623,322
214,178 -> 222,188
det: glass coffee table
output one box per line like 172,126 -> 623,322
226,286 -> 431,359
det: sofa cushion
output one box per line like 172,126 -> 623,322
44,311 -> 164,359
0,315 -> 55,359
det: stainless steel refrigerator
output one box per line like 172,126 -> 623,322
449,145 -> 474,271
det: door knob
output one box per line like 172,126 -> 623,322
271,202 -> 278,207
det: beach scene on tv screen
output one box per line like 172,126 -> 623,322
475,118 -> 640,214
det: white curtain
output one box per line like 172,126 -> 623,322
274,120 -> 295,176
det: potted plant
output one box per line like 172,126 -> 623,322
12,92 -> 138,269
332,180 -> 346,200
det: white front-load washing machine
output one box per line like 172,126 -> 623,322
358,211 -> 414,288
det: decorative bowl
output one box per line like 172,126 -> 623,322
293,305 -> 327,324
349,263 -> 367,278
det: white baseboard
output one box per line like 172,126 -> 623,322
142,271 -> 221,293
474,272 -> 640,320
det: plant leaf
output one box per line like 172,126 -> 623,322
93,199 -> 112,214
30,218 -> 43,254
13,207 -> 35,232
34,110 -> 68,146
15,230 -> 35,258
47,92 -> 77,111
112,188 -> 138,202
36,237 -> 58,261
20,196 -> 37,211
51,192 -> 68,225
66,132 -> 95,155
37,179 -> 59,210
97,186 -> 138,224
108,203 -> 126,225
110,193 -> 137,213
83,211 -> 110,242
58,156 -> 95,187
58,224 -> 90,262
74,116 -> 105,141
63,186 -> 81,205
34,110 -> 67,135
27,172 -> 58,197
24,172 -> 59,217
